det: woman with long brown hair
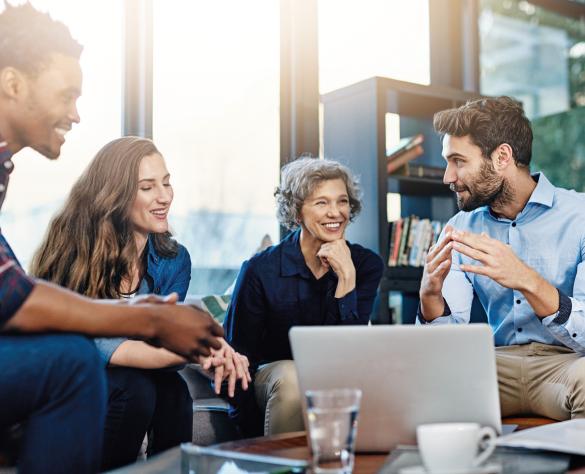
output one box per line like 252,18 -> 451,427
32,136 -> 249,470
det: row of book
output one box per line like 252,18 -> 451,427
388,216 -> 444,267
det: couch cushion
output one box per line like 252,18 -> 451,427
200,294 -> 231,324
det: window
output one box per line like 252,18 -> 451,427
318,0 -> 430,94
480,0 -> 585,191
1,0 -> 122,269
152,0 -> 280,294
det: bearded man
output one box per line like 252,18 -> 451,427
418,96 -> 585,421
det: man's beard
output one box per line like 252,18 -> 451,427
450,159 -> 513,212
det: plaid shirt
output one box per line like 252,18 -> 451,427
0,140 -> 35,325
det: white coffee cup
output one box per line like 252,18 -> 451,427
416,422 -> 496,473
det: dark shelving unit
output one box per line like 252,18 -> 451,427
387,176 -> 452,197
381,266 -> 423,293
321,76 -> 480,324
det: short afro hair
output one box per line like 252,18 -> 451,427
0,1 -> 82,75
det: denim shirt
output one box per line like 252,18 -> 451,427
94,235 -> 191,365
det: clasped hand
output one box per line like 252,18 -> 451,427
199,337 -> 252,398
130,293 -> 251,396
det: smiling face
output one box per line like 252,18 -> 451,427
9,53 -> 82,159
129,153 -> 173,237
442,134 -> 507,212
299,178 -> 350,244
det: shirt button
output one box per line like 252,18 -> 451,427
516,299 -> 521,304
0,184 -> 5,192
511,222 -> 517,227
518,327 -> 523,333
573,333 -> 577,338
3,160 -> 12,170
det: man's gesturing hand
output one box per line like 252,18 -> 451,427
453,231 -> 535,291
451,230 -> 532,290
450,229 -> 561,317
149,304 -> 223,362
419,225 -> 454,320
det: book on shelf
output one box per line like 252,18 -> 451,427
386,134 -> 425,175
388,219 -> 403,267
387,216 -> 445,268
386,144 -> 424,174
386,133 -> 424,161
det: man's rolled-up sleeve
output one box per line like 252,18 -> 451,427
542,257 -> 585,353
0,250 -> 35,325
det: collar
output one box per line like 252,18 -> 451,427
146,234 -> 159,265
476,172 -> 554,216
280,228 -> 313,278
525,172 -> 554,208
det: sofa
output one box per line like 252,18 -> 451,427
181,295 -> 241,446
179,364 -> 240,446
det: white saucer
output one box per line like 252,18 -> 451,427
398,463 -> 502,474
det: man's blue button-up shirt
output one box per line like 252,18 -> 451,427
420,173 -> 585,353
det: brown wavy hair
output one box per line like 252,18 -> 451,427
30,136 -> 178,298
433,96 -> 532,168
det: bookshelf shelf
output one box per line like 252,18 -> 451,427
384,266 -> 423,280
387,175 -> 452,197
381,278 -> 421,294
382,266 -> 423,293
322,76 -> 480,324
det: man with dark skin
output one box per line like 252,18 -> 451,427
0,4 -> 223,472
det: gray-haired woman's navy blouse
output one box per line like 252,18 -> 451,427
224,229 -> 384,369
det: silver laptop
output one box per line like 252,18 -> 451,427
289,324 -> 501,452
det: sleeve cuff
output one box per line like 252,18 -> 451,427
552,288 -> 572,325
337,289 -> 358,321
93,337 -> 127,366
0,267 -> 35,324
417,298 -> 452,324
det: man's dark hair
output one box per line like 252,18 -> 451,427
0,1 -> 82,75
433,96 -> 533,168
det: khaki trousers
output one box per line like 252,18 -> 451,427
254,360 -> 305,435
496,343 -> 585,420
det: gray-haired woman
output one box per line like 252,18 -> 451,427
223,157 -> 384,436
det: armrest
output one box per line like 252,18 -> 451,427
179,363 -> 218,400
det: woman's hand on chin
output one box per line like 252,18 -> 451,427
317,240 -> 356,296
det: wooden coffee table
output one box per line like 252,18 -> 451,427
112,427 -> 585,473
213,430 -> 585,474
214,431 -> 390,474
